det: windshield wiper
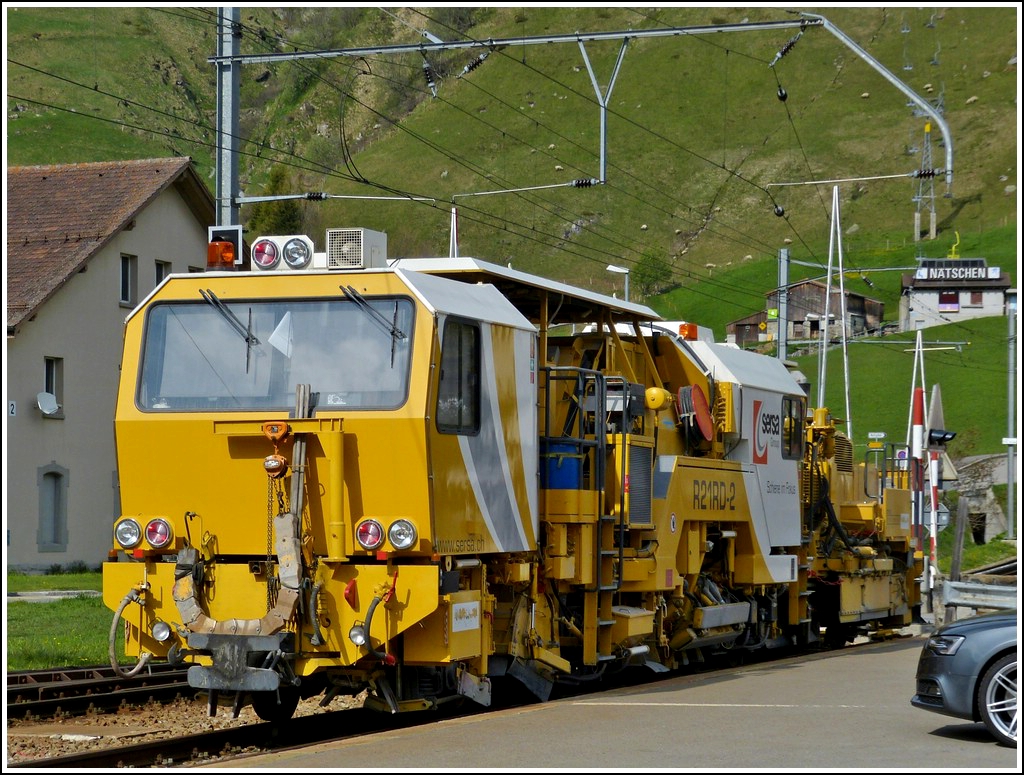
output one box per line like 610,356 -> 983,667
199,288 -> 261,372
340,285 -> 407,367
340,286 -> 407,340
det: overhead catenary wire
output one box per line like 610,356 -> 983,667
8,7 -> 1004,355
408,9 -> 830,284
11,7 -> 961,322
201,5 -> 831,280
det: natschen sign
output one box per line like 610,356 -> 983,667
914,259 -> 1000,282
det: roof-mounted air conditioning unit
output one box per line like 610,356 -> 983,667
317,228 -> 388,270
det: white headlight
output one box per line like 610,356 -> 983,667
282,237 -> 313,269
152,621 -> 172,642
115,519 -> 142,549
388,519 -> 417,550
348,624 -> 367,646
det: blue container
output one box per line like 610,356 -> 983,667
543,443 -> 580,489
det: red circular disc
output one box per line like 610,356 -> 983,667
690,384 -> 714,441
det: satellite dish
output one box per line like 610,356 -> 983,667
36,392 -> 59,416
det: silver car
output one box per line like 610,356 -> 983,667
912,609 -> 1018,747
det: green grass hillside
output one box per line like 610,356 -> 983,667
6,6 -> 1018,455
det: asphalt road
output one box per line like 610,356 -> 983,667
208,634 -> 1019,771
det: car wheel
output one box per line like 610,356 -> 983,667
977,653 -> 1017,747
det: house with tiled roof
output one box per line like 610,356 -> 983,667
6,158 -> 215,570
726,279 -> 884,349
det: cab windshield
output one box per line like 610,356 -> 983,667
137,295 -> 414,411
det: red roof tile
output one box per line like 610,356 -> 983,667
6,157 -> 214,332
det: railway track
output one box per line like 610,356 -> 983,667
5,704 -> 461,769
7,664 -> 195,720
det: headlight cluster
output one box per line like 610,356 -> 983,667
925,633 -> 966,656
251,235 -> 314,270
114,518 -> 174,550
355,518 -> 418,551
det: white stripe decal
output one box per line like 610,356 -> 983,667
459,324 -> 529,552
516,330 -> 539,541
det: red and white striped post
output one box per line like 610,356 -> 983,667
911,386 -> 928,606
928,448 -> 941,610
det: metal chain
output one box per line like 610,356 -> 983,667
265,477 -> 288,612
266,478 -> 274,612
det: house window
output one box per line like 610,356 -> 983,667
968,291 -> 984,307
155,260 -> 171,285
436,319 -> 480,435
938,291 -> 959,312
43,356 -> 64,418
120,254 -> 138,306
38,464 -> 69,552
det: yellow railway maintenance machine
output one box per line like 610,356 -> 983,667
104,228 -> 923,720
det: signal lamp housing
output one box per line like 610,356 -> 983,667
928,429 -> 956,447
251,235 -> 314,271
251,238 -> 280,269
355,519 -> 385,551
145,518 -> 173,549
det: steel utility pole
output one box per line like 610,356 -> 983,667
913,123 -> 937,240
215,8 -> 241,227
777,248 -> 789,362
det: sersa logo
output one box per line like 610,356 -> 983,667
753,399 -> 780,464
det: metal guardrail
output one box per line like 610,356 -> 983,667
942,579 -> 1018,611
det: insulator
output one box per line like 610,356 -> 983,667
460,51 -> 489,77
422,60 -> 438,97
915,168 -> 936,179
305,192 -> 327,201
572,178 -> 597,188
777,86 -> 788,102
769,31 -> 802,68
774,205 -> 785,217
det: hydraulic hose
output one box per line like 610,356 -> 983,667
363,594 -> 388,661
308,581 -> 325,646
109,588 -> 152,678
